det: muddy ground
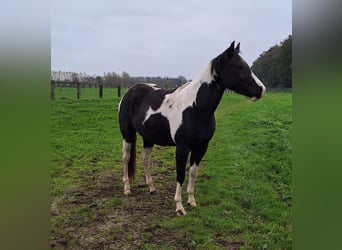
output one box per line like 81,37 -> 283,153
51,162 -> 198,249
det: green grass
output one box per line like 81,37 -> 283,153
51,88 -> 292,249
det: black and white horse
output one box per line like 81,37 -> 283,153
118,42 -> 266,216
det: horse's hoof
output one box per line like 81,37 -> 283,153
176,209 -> 186,216
123,189 -> 131,196
149,190 -> 157,195
188,201 -> 197,207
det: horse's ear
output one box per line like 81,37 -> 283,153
211,41 -> 235,74
235,42 -> 240,53
229,41 -> 235,50
226,41 -> 235,57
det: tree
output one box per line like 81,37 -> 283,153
251,35 -> 292,89
71,72 -> 79,82
104,72 -> 122,87
96,76 -> 103,84
121,71 -> 131,87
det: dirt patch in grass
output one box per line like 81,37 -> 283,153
51,164 -> 191,249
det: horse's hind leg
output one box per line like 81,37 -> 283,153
187,163 -> 198,207
122,139 -> 132,195
142,140 -> 156,194
121,131 -> 137,196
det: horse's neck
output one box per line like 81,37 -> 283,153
175,62 -> 224,118
193,79 -> 224,118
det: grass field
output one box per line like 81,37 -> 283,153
51,87 -> 292,249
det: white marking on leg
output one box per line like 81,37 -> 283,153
174,182 -> 186,216
187,164 -> 198,207
142,147 -> 156,193
142,62 -> 215,142
122,140 -> 132,195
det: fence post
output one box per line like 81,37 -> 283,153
51,80 -> 55,100
118,85 -> 121,98
76,81 -> 81,99
99,84 -> 103,98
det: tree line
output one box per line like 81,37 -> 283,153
251,35 -> 292,90
52,71 -> 188,89
100,72 -> 188,89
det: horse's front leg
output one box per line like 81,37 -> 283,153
187,143 -> 208,207
174,144 -> 190,216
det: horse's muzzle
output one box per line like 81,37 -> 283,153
250,85 -> 266,102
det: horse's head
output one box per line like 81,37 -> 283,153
211,41 -> 266,101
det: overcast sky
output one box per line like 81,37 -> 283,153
51,0 -> 292,79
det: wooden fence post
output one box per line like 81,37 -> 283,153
99,84 -> 103,98
51,80 -> 55,100
76,81 -> 81,99
118,85 -> 121,98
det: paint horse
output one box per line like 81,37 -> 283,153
118,41 -> 266,216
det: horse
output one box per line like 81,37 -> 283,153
118,41 -> 266,216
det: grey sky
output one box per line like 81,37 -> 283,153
51,0 -> 292,79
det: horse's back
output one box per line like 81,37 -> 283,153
119,84 -> 171,116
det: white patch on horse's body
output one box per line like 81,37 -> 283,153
143,83 -> 161,90
142,63 -> 214,142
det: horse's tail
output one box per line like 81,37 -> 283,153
128,135 -> 136,181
